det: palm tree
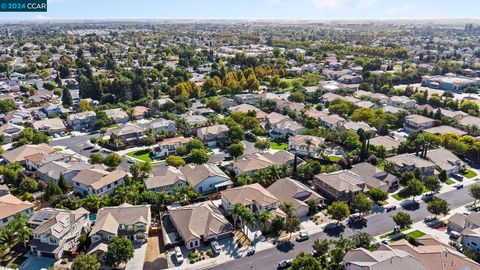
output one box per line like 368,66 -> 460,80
317,144 -> 327,159
258,211 -> 271,233
304,138 -> 313,158
228,203 -> 245,230
238,207 -> 256,234
279,202 -> 295,218
81,194 -> 105,212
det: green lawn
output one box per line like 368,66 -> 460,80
380,226 -> 411,239
126,149 -> 152,162
325,155 -> 341,163
392,186 -> 429,201
390,230 -> 426,242
464,169 -> 478,179
270,142 -> 288,150
445,178 -> 455,185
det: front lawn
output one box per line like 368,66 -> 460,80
325,155 -> 341,163
445,179 -> 455,185
390,230 -> 426,242
126,149 -> 152,162
270,141 -> 288,150
380,226 -> 411,239
392,186 -> 429,201
464,169 -> 478,179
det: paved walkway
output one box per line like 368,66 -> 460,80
125,243 -> 147,270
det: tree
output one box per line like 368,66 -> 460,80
62,87 -> 73,108
72,253 -> 100,270
89,153 -> 104,164
80,194 -> 107,213
392,211 -> 412,229
58,173 -> 71,193
228,203 -> 245,229
439,170 -> 448,182
130,161 -> 152,181
165,155 -> 186,167
312,238 -> 330,254
227,142 -> 244,160
307,199 -> 320,216
228,125 -> 245,142
0,99 -> 16,113
44,180 -> 63,201
187,149 -> 209,164
186,138 -> 205,151
79,99 -> 91,112
405,179 -> 424,201
105,236 -> 134,268
284,216 -> 301,239
424,176 -> 441,194
104,153 -> 123,168
291,252 -> 322,270
19,177 -> 38,193
280,202 -> 295,218
470,184 -> 480,206
368,188 -> 389,204
351,231 -> 374,249
427,197 -> 450,218
350,193 -> 372,215
254,138 -> 270,151
327,201 -> 350,224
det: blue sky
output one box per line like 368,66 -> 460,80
2,0 -> 480,20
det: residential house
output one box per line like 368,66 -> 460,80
180,115 -> 208,135
267,178 -> 324,217
340,121 -> 377,134
144,166 -> 187,195
369,135 -> 401,153
66,111 -> 97,131
0,194 -> 34,227
288,135 -> 325,158
426,148 -> 465,176
421,75 -> 478,91
40,104 -> 69,117
131,106 -> 149,120
314,170 -> 366,201
37,160 -> 93,183
319,114 -> 345,129
265,112 -> 289,129
424,125 -> 467,136
228,104 -> 267,122
0,123 -> 24,143
2,143 -> 55,165
180,164 -> 232,194
388,96 -> 416,109
403,114 -> 435,134
221,183 -> 285,217
343,245 -> 426,270
270,119 -> 305,140
28,207 -> 90,259
152,136 -> 191,159
439,108 -> 468,121
71,168 -> 127,196
32,118 -> 66,135
196,124 -> 229,147
168,201 -> 233,249
88,204 -> 151,259
232,151 -> 296,176
104,108 -> 129,124
149,118 -> 177,137
386,153 -> 436,177
350,162 -> 399,191
25,151 -> 73,171
233,93 -> 259,105
109,124 -> 146,148
459,116 -> 480,130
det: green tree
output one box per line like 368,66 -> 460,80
0,99 -> 16,113
284,216 -> 301,239
405,179 -> 424,201
227,142 -> 244,160
19,177 -> 38,193
307,199 -> 320,216
290,252 -> 322,270
427,197 -> 450,218
312,238 -> 330,254
187,149 -> 209,164
62,87 -> 73,108
105,236 -> 134,268
351,231 -> 374,249
327,201 -> 350,224
72,253 -> 100,270
254,138 -> 270,151
80,194 -> 107,213
392,211 -> 412,229
368,188 -> 389,204
279,202 -> 295,218
424,176 -> 441,194
350,193 -> 372,215
104,153 -> 123,168
44,180 -> 63,201
58,173 -> 71,193
89,153 -> 105,164
165,155 -> 186,167
470,184 -> 480,206
228,125 -> 245,142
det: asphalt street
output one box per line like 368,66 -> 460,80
207,183 -> 477,270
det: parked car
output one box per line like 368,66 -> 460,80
174,246 -> 184,264
455,184 -> 464,189
277,259 -> 292,269
296,232 -> 309,242
393,226 -> 401,233
247,246 -> 256,256
210,241 -> 221,255
450,231 -> 461,239
424,216 -> 436,222
385,205 -> 397,212
311,250 -> 321,257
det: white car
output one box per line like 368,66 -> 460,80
174,246 -> 184,264
296,232 -> 309,242
210,241 -> 221,255
277,259 -> 292,269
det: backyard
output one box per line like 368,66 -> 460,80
270,141 -> 288,150
126,149 -> 153,162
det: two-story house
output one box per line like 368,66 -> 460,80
71,168 -> 127,196
104,108 -> 129,124
149,118 -> 177,137
66,111 -> 97,131
403,114 -> 435,134
0,193 -> 34,227
180,164 -> 232,195
152,136 -> 191,159
386,153 -> 436,177
288,135 -> 325,158
28,207 -> 90,259
196,124 -> 229,147
109,124 -> 146,149
144,166 -> 188,195
314,170 -> 366,201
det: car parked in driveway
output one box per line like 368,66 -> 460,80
296,232 -> 309,242
277,259 -> 292,269
247,246 -> 256,256
210,241 -> 221,255
455,184 -> 464,189
385,205 -> 397,212
174,246 -> 184,264
424,215 -> 436,223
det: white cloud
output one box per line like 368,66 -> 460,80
382,4 -> 416,15
357,0 -> 379,8
310,0 -> 348,9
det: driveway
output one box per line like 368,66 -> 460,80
143,234 -> 168,270
19,254 -> 55,270
125,243 -> 147,270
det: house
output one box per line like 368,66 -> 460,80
2,143 -> 55,165
219,97 -> 238,109
144,166 -> 187,195
270,119 -> 305,140
459,116 -> 480,130
439,108 -> 468,121
340,121 -> 377,134
386,153 -> 436,177
389,235 -> 480,270
369,135 -> 401,152
196,124 -> 229,147
28,207 -> 90,259
233,93 -> 259,105
232,151 -> 296,176
0,194 -> 34,227
421,75 -> 478,91
424,125 -> 467,136
228,104 -> 267,122
88,204 -> 151,259
319,114 -> 345,129
180,115 -> 208,135
221,183 -> 284,216
320,93 -> 342,105
40,104 -> 69,117
104,108 -> 129,124
314,170 -> 366,201
275,99 -> 305,113
25,151 -> 73,171
37,160 -> 93,183
152,136 -> 191,159
267,178 -> 324,217
32,118 -> 66,135
0,123 -> 24,143
71,168 -> 127,196
66,111 -> 97,131
109,124 -> 146,148
388,96 -> 416,109
343,245 -> 426,270
180,164 -> 232,194
426,148 -> 465,176
131,106 -> 149,120
350,162 -> 399,191
168,201 -> 233,249
149,118 -> 177,136
265,112 -> 289,129
288,135 -> 325,158
403,114 -> 435,134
